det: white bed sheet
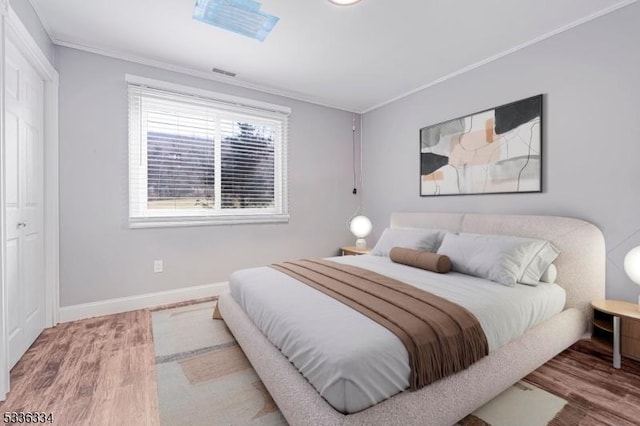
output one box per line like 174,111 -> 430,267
229,255 -> 566,414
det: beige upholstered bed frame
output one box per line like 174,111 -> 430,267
218,213 -> 605,426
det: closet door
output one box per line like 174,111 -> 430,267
5,38 -> 45,368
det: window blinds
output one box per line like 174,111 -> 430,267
128,80 -> 289,227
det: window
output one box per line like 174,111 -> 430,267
127,76 -> 290,228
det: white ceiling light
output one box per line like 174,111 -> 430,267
328,0 -> 361,6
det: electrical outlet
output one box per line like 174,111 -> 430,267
154,260 -> 163,273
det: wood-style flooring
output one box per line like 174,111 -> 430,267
0,310 -> 159,426
525,339 -> 640,425
1,308 -> 639,426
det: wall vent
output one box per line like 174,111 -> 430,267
212,68 -> 237,77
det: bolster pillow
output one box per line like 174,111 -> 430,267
389,247 -> 452,274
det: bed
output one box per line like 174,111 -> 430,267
217,212 -> 605,425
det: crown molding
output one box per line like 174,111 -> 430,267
27,0 -> 56,41
30,2 -> 360,112
361,0 -> 639,113
25,0 -> 639,114
53,37 -> 362,114
28,0 -> 364,112
5,4 -> 57,81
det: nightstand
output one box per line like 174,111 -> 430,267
341,246 -> 372,256
591,299 -> 640,368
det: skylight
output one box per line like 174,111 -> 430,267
193,0 -> 279,42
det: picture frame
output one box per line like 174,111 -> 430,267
419,94 -> 543,196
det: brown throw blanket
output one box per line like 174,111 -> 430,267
271,259 -> 488,390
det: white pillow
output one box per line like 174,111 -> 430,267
371,228 -> 445,257
436,232 -> 559,287
540,264 -> 558,284
519,242 -> 560,285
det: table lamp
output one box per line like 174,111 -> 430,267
349,215 -> 372,250
623,245 -> 640,306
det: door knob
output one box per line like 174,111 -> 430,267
16,222 -> 26,228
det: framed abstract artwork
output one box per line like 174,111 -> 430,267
420,94 -> 542,196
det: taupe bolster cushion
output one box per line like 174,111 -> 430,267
389,247 -> 452,274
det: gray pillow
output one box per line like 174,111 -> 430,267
437,232 -> 559,287
371,228 -> 445,257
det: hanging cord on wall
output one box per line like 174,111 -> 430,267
359,114 -> 363,198
347,114 -> 368,232
352,114 -> 357,195
347,114 -> 363,230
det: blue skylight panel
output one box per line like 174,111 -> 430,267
193,0 -> 279,42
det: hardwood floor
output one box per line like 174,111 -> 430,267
1,308 -> 639,426
525,339 -> 640,425
0,310 -> 159,426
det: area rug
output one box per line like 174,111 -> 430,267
152,300 -> 567,426
153,300 -> 287,425
457,381 -> 566,426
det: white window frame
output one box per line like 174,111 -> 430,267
126,75 -> 290,228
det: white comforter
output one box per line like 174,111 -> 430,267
229,255 -> 566,414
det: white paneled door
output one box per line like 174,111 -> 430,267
4,38 -> 45,368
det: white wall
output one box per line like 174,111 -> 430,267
362,3 -> 640,302
56,46 -> 360,307
9,0 -> 54,65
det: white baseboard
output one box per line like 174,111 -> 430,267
58,282 -> 229,323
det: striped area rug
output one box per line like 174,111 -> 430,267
152,300 -> 286,425
154,300 -> 624,426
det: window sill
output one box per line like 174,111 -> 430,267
128,214 -> 290,229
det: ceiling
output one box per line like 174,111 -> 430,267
30,0 -> 635,113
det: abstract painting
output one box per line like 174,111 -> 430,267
420,95 -> 542,196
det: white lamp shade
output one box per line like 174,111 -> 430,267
624,246 -> 640,285
349,215 -> 372,238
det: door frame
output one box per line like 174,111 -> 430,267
0,0 -> 59,400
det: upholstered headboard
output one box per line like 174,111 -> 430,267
390,212 -> 606,319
